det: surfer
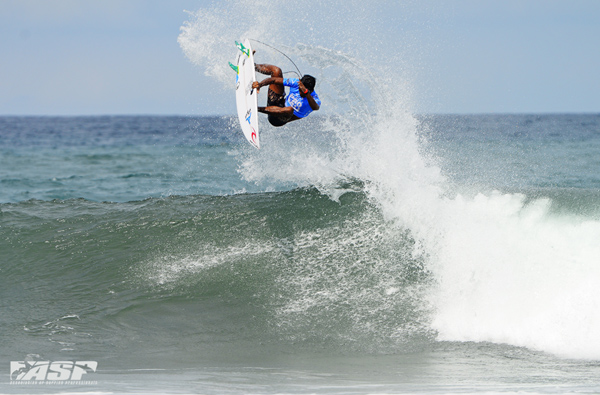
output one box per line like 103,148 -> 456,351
252,63 -> 321,127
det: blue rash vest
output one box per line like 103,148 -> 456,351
283,78 -> 321,118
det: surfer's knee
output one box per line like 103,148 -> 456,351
255,64 -> 283,78
271,66 -> 283,78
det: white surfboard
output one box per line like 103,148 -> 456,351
231,39 -> 260,149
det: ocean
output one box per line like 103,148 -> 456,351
1,113 -> 600,394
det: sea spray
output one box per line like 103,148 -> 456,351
335,92 -> 600,359
179,0 -> 600,359
178,2 -> 273,86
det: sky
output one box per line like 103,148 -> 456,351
1,0 -> 599,116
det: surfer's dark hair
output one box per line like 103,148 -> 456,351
301,75 -> 316,92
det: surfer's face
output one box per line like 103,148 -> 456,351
301,75 -> 316,92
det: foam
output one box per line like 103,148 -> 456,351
430,192 -> 600,359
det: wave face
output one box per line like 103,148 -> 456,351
0,189 -> 432,365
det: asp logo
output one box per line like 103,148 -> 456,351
10,361 -> 98,383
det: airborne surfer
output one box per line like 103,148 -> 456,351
252,61 -> 321,127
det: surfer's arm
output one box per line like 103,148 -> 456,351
252,77 -> 284,92
305,92 -> 320,111
298,80 -> 319,111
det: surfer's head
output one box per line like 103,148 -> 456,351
301,75 -> 316,92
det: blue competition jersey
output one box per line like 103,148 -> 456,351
283,78 -> 321,118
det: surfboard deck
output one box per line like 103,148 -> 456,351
232,39 -> 259,149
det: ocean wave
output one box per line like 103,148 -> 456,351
1,189 -> 435,356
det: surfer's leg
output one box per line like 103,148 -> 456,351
255,62 -> 290,124
258,106 -> 294,127
255,64 -> 285,96
255,63 -> 282,77
258,106 -> 293,116
265,86 -> 286,109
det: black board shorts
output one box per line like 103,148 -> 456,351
267,89 -> 292,127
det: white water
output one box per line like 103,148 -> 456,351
179,0 -> 600,360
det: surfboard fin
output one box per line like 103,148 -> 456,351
235,41 -> 250,57
229,62 -> 239,73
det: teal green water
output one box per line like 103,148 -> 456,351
2,115 -> 600,393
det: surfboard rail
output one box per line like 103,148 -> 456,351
232,39 -> 260,149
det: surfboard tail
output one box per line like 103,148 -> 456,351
235,41 -> 250,57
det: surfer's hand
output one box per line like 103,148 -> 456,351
252,81 -> 260,92
298,81 -> 308,97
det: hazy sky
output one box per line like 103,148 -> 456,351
1,0 -> 599,115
